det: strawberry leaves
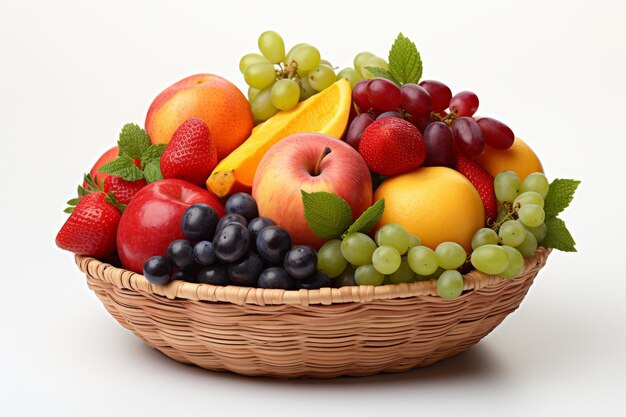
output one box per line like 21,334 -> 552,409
65,173 -> 126,214
99,123 -> 165,183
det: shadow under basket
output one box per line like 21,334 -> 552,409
76,247 -> 550,378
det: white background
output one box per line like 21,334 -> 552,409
1,0 -> 625,416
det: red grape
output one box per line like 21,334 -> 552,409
419,80 -> 452,113
423,122 -> 454,167
449,91 -> 479,117
366,78 -> 401,112
377,111 -> 403,120
345,113 -> 375,150
352,79 -> 371,112
452,117 -> 484,156
477,117 -> 514,150
400,83 -> 432,117
406,114 -> 433,133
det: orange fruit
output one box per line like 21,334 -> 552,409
145,74 -> 253,161
473,137 -> 543,180
207,79 -> 351,197
374,167 -> 484,251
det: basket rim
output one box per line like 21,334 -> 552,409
75,246 -> 550,306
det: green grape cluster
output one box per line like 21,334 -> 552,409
240,31 -> 338,123
335,51 -> 389,88
316,223 -> 468,300
471,171 -> 549,278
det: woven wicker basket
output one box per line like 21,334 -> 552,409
75,246 -> 550,378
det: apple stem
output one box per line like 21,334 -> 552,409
313,147 -> 332,176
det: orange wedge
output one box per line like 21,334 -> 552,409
206,79 -> 352,197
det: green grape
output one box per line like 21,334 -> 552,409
416,267 -> 445,281
244,63 -> 276,89
513,191 -> 544,208
355,264 -> 385,286
270,79 -> 300,110
247,86 -> 260,102
436,270 -> 464,299
494,170 -> 521,203
515,230 -> 538,257
389,261 -> 416,283
407,246 -> 438,276
284,43 -> 308,65
372,245 -> 401,274
250,86 -> 278,123
337,67 -> 360,88
375,224 -> 410,255
291,45 -> 321,72
258,30 -> 285,64
308,64 -> 336,91
408,234 -> 422,250
471,244 -> 510,275
500,246 -> 525,279
471,228 -> 499,249
361,56 -> 389,79
518,204 -> 545,227
520,172 -> 549,198
298,76 -> 317,101
317,239 -> 347,278
525,222 -> 547,242
498,220 -> 526,247
239,53 -> 271,74
319,59 -> 333,67
341,233 -> 377,266
353,51 -> 374,78
435,242 -> 467,269
334,265 -> 356,287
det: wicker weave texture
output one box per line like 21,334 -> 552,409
76,247 -> 549,378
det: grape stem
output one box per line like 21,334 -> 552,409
313,147 -> 332,176
431,108 -> 459,126
490,202 -> 519,231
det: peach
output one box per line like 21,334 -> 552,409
145,74 -> 253,160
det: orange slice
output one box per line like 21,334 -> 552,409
206,79 -> 352,197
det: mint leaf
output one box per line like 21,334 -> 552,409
99,155 -> 144,181
301,190 -> 353,240
388,33 -> 422,85
141,144 -> 166,164
542,217 -> 577,252
544,179 -> 581,219
342,199 -> 385,238
363,67 -> 399,85
143,160 -> 163,184
118,123 -> 151,160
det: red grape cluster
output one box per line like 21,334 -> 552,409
345,78 -> 515,167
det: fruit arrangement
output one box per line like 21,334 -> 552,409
57,32 -> 580,301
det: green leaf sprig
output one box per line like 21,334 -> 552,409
301,190 -> 385,240
364,33 -> 423,86
541,179 -> 580,252
99,123 -> 165,183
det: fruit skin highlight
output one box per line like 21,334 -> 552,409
473,137 -> 543,180
253,133 -> 372,250
207,79 -> 351,198
145,74 -> 253,160
373,167 -> 484,251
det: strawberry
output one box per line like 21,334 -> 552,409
104,175 -> 147,205
454,152 -> 497,224
55,192 -> 122,258
358,118 -> 426,176
160,118 -> 217,186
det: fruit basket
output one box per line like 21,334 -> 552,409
76,247 -> 549,378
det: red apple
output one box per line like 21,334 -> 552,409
86,146 -> 118,187
252,133 -> 373,249
117,179 -> 225,273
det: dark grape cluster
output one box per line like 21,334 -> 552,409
143,193 -> 329,290
345,78 -> 515,167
